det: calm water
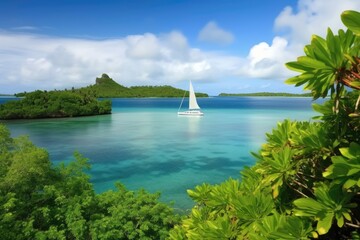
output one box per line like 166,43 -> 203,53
0,96 -> 319,209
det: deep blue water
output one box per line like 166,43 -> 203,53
0,96 -> 320,209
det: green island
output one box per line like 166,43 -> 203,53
0,90 -> 111,120
82,73 -> 208,98
0,10 -> 360,240
15,73 -> 208,99
219,92 -> 312,97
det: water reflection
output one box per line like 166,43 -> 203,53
184,116 -> 201,139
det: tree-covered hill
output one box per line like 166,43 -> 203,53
15,74 -> 209,98
0,90 -> 111,119
77,73 -> 208,98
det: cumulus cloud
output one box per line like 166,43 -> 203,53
1,0 -> 359,94
275,0 -> 360,44
245,0 -> 360,80
241,37 -> 293,79
198,21 -> 234,45
126,33 -> 162,59
0,30 -> 241,93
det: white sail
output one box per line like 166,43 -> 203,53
177,80 -> 203,116
189,81 -> 200,110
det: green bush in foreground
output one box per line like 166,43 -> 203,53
0,125 -> 180,239
169,10 -> 360,240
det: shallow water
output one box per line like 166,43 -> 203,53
0,96 -> 319,209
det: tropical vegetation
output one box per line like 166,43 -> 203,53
84,74 -> 208,98
0,124 -> 180,239
169,10 -> 360,239
15,74 -> 208,98
0,90 -> 111,119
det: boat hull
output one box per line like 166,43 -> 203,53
177,110 -> 204,116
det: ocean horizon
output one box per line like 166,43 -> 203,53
0,96 -> 321,210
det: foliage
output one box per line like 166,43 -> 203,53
293,183 -> 356,235
285,28 -> 360,98
342,10 -> 360,35
0,90 -> 111,119
169,10 -> 360,239
324,142 -> 360,189
0,124 -> 180,239
77,74 -> 208,98
90,183 -> 178,239
14,74 -> 208,99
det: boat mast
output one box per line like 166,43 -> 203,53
178,89 -> 187,112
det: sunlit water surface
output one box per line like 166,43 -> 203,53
0,97 -> 319,209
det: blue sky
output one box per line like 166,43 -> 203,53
1,0 -> 360,95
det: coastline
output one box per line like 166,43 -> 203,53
218,92 -> 312,97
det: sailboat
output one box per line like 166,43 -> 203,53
178,81 -> 204,116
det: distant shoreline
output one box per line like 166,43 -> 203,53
218,92 -> 312,97
1,94 -> 313,99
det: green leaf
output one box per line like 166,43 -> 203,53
304,44 -> 315,58
317,213 -> 333,235
341,10 -> 360,35
297,56 -> 328,69
312,103 -> 333,115
327,28 -> 343,66
285,61 -> 313,72
343,212 -> 352,221
293,198 -> 325,216
340,142 -> 360,161
336,214 -> 344,227
311,35 -> 334,67
348,168 -> 360,176
285,74 -> 311,87
350,80 -> 360,88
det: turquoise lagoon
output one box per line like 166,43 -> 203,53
0,97 -> 320,209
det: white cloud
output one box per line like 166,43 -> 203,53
241,0 -> 360,81
198,21 -> 234,45
275,0 -> 360,44
242,37 -> 293,79
1,0 -> 359,94
126,33 -> 161,59
0,30 -> 241,93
